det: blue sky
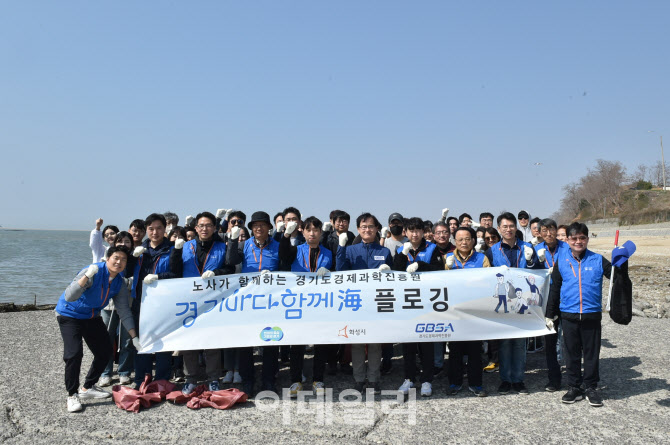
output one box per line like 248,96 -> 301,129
1,1 -> 668,230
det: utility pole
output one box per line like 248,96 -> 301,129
661,135 -> 667,191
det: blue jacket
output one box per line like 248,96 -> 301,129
182,239 -> 227,278
142,238 -> 174,277
446,250 -> 487,269
336,242 -> 393,271
242,237 -> 280,273
291,244 -> 333,272
557,249 -> 604,314
396,242 -> 437,264
486,240 -> 540,269
274,232 -> 306,271
55,262 -> 124,319
536,239 -> 570,269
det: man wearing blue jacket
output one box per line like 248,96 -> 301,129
55,245 -> 140,413
279,216 -> 333,397
337,212 -> 393,394
485,212 -> 542,395
536,218 -> 571,392
169,211 -> 239,395
545,222 -> 614,407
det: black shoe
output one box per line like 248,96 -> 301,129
585,388 -> 603,407
372,382 -> 381,395
340,363 -> 353,375
561,387 -> 584,404
545,382 -> 561,392
327,363 -> 338,376
433,366 -> 444,377
498,381 -> 512,394
381,359 -> 393,375
354,382 -> 366,393
512,382 -> 529,394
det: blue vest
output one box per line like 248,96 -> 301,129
291,244 -> 333,272
56,262 -> 124,319
536,240 -> 570,268
242,237 -> 280,273
150,248 -> 172,274
490,240 -> 532,268
181,240 -> 227,278
557,249 -> 604,314
446,250 -> 486,269
396,242 -> 436,264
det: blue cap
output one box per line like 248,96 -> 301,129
612,240 -> 636,267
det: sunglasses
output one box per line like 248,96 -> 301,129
229,219 -> 245,226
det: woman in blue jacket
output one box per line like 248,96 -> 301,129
55,245 -> 139,413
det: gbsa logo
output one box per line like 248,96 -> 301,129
260,326 -> 284,341
415,323 -> 454,333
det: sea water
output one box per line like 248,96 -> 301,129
0,229 -> 93,304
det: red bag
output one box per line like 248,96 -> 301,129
112,375 -> 176,413
166,385 -> 248,410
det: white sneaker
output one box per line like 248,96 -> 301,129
398,379 -> 414,395
78,385 -> 111,399
67,394 -> 82,412
313,381 -> 326,396
98,376 -> 112,387
119,376 -> 131,385
233,371 -> 242,384
222,371 -> 234,383
421,382 -> 432,397
289,382 -> 303,398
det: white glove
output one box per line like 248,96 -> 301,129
229,226 -> 240,240
225,209 -> 234,220
531,236 -> 540,246
378,264 -> 391,271
402,242 -> 412,255
548,266 -> 554,275
524,245 -> 534,261
216,209 -> 226,219
316,267 -> 329,277
475,243 -> 484,253
381,227 -> 390,238
338,232 -> 348,247
441,208 -> 449,219
143,274 -> 158,284
323,222 -> 333,231
477,237 -> 485,247
174,238 -> 185,249
132,246 -> 147,257
132,336 -> 141,350
185,215 -> 194,226
537,248 -> 547,263
276,221 -> 285,232
285,221 -> 298,236
260,269 -> 270,275
545,316 -> 557,331
406,262 -> 419,273
84,264 -> 99,279
202,270 -> 216,279
471,221 -> 481,229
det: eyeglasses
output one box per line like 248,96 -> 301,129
434,231 -> 449,236
569,236 -> 588,242
229,219 -> 245,226
359,225 -> 377,231
196,224 -> 215,230
518,216 -> 528,220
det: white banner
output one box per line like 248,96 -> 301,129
138,266 -> 550,353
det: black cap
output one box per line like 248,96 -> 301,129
247,211 -> 271,229
518,210 -> 529,219
388,212 -> 404,225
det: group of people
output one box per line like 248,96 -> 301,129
56,207 -> 620,412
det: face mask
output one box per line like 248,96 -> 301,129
390,226 -> 403,236
166,225 -> 174,233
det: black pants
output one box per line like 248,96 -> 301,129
487,339 -> 499,363
239,346 -> 279,390
289,344 -> 329,383
545,325 -> 562,386
403,342 -> 434,383
57,315 -> 113,396
562,318 -> 601,389
448,341 -> 483,387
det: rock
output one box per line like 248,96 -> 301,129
632,308 -> 646,317
633,300 -> 653,310
643,309 -> 657,317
